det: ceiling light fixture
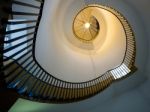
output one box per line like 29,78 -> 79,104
84,22 -> 91,29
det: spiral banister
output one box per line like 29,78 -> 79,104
0,0 -> 136,103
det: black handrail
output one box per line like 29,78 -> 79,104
0,0 -> 136,103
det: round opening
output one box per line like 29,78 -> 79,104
73,7 -> 100,42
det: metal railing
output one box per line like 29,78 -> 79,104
0,1 -> 136,103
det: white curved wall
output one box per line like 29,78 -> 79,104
35,0 -> 126,82
9,0 -> 150,112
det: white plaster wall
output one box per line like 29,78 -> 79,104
35,0 -> 126,82
9,0 -> 150,112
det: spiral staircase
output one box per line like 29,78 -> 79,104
2,0 -> 149,112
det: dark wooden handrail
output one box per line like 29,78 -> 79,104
0,0 -> 136,104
